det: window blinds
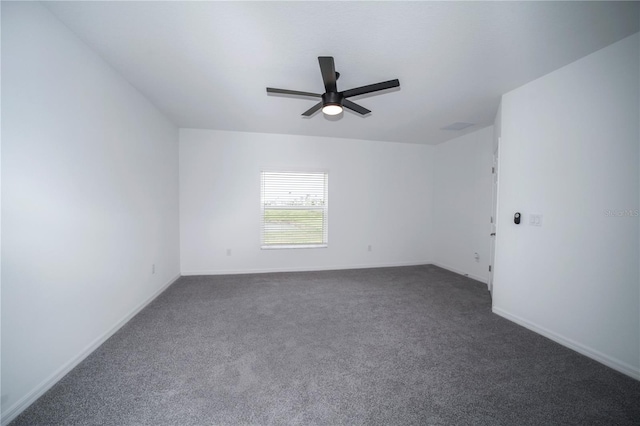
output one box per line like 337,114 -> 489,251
260,171 -> 328,248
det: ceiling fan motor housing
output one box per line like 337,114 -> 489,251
322,91 -> 343,108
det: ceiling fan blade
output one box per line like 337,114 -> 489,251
341,79 -> 400,98
267,88 -> 321,98
318,56 -> 337,93
343,99 -> 371,115
301,101 -> 323,116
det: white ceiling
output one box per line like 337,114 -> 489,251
45,1 -> 639,145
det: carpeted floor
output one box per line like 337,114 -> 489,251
11,265 -> 640,425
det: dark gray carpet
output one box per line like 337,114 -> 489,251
11,265 -> 640,425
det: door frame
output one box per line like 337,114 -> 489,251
488,139 -> 501,295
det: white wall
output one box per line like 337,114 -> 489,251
432,127 -> 494,283
1,2 -> 180,422
493,33 -> 640,379
180,129 -> 434,274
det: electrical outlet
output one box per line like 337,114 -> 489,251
529,214 -> 543,226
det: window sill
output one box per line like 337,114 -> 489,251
261,244 -> 328,250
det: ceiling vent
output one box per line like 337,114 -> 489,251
441,122 -> 475,131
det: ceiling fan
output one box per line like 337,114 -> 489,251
266,56 -> 400,117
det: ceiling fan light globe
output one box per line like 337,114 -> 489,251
322,104 -> 343,115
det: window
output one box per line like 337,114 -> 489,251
260,171 -> 328,249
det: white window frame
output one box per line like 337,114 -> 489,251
260,170 -> 329,249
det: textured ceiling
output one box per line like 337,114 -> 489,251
45,1 -> 639,145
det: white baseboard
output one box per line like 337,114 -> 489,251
431,261 -> 489,285
1,273 -> 181,426
180,260 -> 433,276
492,306 -> 640,381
